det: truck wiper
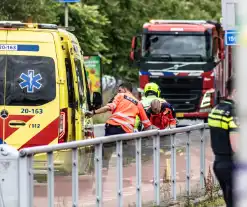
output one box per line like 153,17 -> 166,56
177,54 -> 203,61
149,68 -> 173,73
151,54 -> 172,60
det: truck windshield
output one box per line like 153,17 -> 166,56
142,34 -> 210,60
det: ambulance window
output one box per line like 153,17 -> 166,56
0,56 -> 5,105
5,55 -> 56,106
74,59 -> 84,106
65,58 -> 75,108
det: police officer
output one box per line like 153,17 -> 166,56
208,76 -> 238,207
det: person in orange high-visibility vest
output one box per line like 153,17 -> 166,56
86,82 -> 155,135
86,82 -> 156,193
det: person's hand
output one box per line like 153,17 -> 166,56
151,125 -> 159,130
144,125 -> 159,130
85,110 -> 94,118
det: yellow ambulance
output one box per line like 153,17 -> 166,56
0,21 -> 102,174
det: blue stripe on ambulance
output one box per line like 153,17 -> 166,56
0,44 -> 39,52
17,45 -> 39,51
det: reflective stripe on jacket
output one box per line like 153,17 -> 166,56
106,92 -> 152,133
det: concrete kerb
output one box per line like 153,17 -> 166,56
93,124 -> 105,137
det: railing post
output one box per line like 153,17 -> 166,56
116,141 -> 123,207
19,155 -> 33,207
0,145 -> 22,207
47,152 -> 54,207
153,133 -> 160,205
200,127 -> 206,190
186,131 -> 191,196
171,134 -> 177,200
135,137 -> 142,207
95,143 -> 103,207
72,148 -> 79,206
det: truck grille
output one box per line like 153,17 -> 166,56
149,76 -> 203,112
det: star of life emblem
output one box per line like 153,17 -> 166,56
19,70 -> 42,93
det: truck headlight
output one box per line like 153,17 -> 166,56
200,89 -> 215,108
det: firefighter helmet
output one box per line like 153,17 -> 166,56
144,82 -> 161,97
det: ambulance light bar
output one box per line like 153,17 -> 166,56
0,21 -> 58,30
37,24 -> 58,29
0,21 -> 22,24
0,22 -> 25,28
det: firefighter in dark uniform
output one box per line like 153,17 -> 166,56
208,76 -> 239,207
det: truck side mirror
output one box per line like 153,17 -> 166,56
219,38 -> 224,50
130,35 -> 141,61
218,51 -> 225,60
214,36 -> 225,60
218,38 -> 225,60
92,92 -> 102,109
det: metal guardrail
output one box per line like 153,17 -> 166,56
0,123 -> 211,207
15,123 -> 209,207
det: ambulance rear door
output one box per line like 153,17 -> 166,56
66,40 -> 83,140
0,30 -> 7,144
3,30 -> 60,150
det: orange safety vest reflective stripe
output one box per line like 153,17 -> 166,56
106,92 -> 152,133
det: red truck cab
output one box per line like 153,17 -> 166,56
130,20 -> 232,120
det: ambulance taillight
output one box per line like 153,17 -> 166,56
59,109 -> 67,143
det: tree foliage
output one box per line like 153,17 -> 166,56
0,0 -> 221,81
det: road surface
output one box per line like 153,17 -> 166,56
33,122 -> 214,207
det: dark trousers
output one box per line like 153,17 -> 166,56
213,159 -> 233,207
105,124 -> 126,136
103,124 -> 126,169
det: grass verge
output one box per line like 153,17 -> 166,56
192,196 -> 224,206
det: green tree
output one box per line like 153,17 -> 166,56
0,0 -> 58,22
56,3 -> 110,54
82,0 -> 221,82
0,0 -> 222,82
